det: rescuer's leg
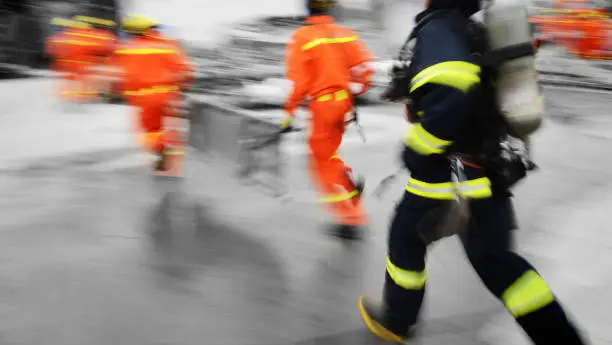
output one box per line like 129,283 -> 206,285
308,99 -> 367,239
461,194 -> 587,345
136,96 -> 169,171
359,192 -> 442,341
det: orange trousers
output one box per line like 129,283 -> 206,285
307,91 -> 367,226
128,91 -> 181,154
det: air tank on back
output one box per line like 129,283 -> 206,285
483,0 -> 545,139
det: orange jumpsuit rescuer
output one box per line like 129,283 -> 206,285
108,15 -> 193,171
46,19 -> 109,102
282,0 -> 374,240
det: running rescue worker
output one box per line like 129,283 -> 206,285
357,0 -> 588,343
71,15 -> 118,100
46,18 -> 112,102
106,14 -> 193,171
281,0 -> 375,240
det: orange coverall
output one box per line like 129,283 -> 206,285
284,15 -> 374,226
46,27 -> 116,101
106,31 -> 193,154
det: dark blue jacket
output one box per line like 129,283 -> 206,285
402,9 -> 503,200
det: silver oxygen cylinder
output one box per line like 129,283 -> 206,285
483,0 -> 545,139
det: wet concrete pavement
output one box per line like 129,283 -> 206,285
1,79 -> 612,345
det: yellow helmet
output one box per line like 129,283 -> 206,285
73,15 -> 116,28
121,14 -> 159,34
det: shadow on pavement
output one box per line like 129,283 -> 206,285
145,190 -> 289,295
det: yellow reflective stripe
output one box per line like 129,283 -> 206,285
124,85 -> 180,96
405,177 -> 492,200
57,59 -> 92,64
386,257 -> 426,290
115,48 -> 176,55
51,18 -> 74,26
301,35 -> 358,51
319,189 -> 359,203
52,39 -> 100,46
165,150 -> 184,156
315,89 -> 349,102
74,16 -> 116,27
502,270 -> 555,318
410,61 -> 481,93
459,177 -> 492,199
404,123 -> 452,156
406,179 -> 455,199
66,32 -> 114,40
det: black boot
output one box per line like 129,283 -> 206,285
153,150 -> 169,171
358,296 -> 414,343
325,223 -> 363,241
347,169 -> 365,196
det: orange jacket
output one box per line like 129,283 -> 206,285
106,34 -> 193,94
144,30 -> 194,85
283,15 -> 374,116
46,27 -> 116,64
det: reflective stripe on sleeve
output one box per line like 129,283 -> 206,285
404,123 -> 452,156
410,61 -> 481,93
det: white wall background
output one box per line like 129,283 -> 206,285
123,0 -> 386,46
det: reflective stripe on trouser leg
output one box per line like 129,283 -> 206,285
308,97 -> 365,225
502,270 -> 555,318
383,257 -> 426,334
386,257 -> 426,290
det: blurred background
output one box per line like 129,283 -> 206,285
1,0 -> 611,344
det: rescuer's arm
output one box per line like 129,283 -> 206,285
282,31 -> 310,129
176,47 -> 194,86
343,29 -> 375,96
402,20 -> 481,170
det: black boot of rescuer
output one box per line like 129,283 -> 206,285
152,149 -> 169,172
326,223 -> 363,241
358,296 -> 415,343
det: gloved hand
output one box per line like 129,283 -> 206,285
345,108 -> 358,124
280,114 -> 294,133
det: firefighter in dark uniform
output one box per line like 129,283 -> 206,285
357,0 -> 588,343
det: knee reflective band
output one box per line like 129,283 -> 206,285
404,123 -> 452,156
410,61 -> 481,93
386,257 -> 426,290
319,190 -> 359,203
405,177 -> 492,200
502,270 -> 555,318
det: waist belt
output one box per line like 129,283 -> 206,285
124,85 -> 179,96
315,89 -> 349,102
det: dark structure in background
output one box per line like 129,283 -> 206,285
0,0 -> 120,71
